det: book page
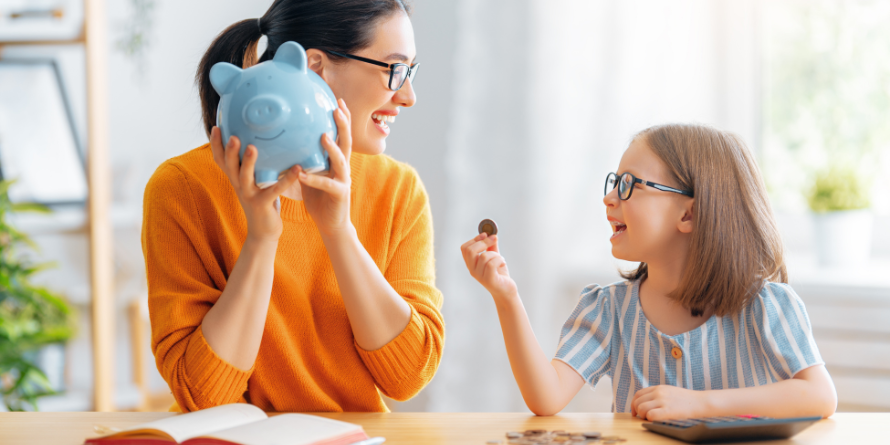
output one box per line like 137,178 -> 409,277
116,404 -> 268,443
193,414 -> 367,445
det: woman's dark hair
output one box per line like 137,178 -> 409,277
197,0 -> 412,136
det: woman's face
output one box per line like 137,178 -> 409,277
603,138 -> 694,265
308,13 -> 417,155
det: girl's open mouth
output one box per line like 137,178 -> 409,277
610,221 -> 627,240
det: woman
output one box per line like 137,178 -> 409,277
142,0 -> 443,412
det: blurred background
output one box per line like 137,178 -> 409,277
0,0 -> 888,413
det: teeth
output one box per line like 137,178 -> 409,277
372,114 -> 395,124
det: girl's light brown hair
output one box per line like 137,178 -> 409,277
621,124 -> 788,317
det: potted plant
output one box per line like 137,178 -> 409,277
0,180 -> 75,411
807,165 -> 873,268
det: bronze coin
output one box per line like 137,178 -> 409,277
478,218 -> 498,236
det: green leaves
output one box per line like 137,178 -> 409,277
0,179 -> 74,411
807,166 -> 872,213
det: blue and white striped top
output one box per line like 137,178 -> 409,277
554,279 -> 824,413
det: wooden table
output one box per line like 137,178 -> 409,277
0,412 -> 886,444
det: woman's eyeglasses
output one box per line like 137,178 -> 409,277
604,172 -> 694,200
325,50 -> 419,91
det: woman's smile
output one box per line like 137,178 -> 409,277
371,110 -> 398,135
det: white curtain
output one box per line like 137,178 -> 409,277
413,0 -> 762,412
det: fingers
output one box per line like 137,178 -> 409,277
336,98 -> 353,159
266,165 -> 301,198
482,253 -> 506,280
631,388 -> 657,415
460,233 -> 498,270
474,251 -> 501,277
298,168 -> 343,195
487,234 -> 499,252
223,135 -> 242,182
321,132 -> 348,181
636,400 -> 663,421
339,98 -> 352,121
239,144 -> 258,189
644,408 -> 669,421
336,101 -> 352,152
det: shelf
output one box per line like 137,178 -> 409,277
9,203 -> 141,233
560,255 -> 890,301
29,386 -> 141,412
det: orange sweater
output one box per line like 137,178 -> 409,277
142,144 -> 444,412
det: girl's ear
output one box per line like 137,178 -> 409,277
678,199 -> 695,234
306,48 -> 328,80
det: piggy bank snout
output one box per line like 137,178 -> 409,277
242,95 -> 291,131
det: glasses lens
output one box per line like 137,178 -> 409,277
407,63 -> 418,84
619,173 -> 633,200
390,64 -> 409,91
605,173 -> 617,196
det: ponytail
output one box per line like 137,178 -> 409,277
196,0 -> 412,137
196,18 -> 264,137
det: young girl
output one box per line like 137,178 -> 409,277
461,124 -> 837,420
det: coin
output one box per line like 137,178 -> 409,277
478,218 -> 498,236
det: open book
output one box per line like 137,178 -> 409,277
85,403 -> 370,445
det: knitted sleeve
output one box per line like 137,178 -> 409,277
142,163 -> 252,411
354,168 -> 445,401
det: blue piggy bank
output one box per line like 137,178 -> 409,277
210,41 -> 338,188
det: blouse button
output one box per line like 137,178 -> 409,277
671,347 -> 683,359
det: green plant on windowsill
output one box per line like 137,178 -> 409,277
0,180 -> 75,411
806,165 -> 871,213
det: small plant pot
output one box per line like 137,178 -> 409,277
812,209 -> 873,267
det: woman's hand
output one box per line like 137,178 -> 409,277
631,385 -> 709,421
210,126 -> 301,243
460,233 -> 518,301
297,99 -> 354,237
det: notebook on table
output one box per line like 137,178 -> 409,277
85,403 -> 370,445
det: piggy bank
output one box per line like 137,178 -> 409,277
210,41 -> 338,188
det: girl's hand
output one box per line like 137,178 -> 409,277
631,385 -> 710,421
297,99 -> 353,237
460,233 -> 518,301
210,127 -> 301,243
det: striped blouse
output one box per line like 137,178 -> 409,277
554,279 -> 824,413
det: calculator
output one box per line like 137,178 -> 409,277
642,415 -> 821,443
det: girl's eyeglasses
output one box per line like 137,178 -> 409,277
325,50 -> 419,91
605,172 -> 694,200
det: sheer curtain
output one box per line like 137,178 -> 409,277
408,0 -> 762,412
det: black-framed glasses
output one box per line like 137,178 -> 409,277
325,50 -> 419,91
605,172 -> 694,200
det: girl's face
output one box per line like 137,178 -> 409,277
604,138 -> 695,264
308,13 -> 417,155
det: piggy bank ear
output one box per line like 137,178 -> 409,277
209,62 -> 242,94
273,41 -> 308,72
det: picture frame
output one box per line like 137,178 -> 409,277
0,0 -> 85,42
0,58 -> 88,205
